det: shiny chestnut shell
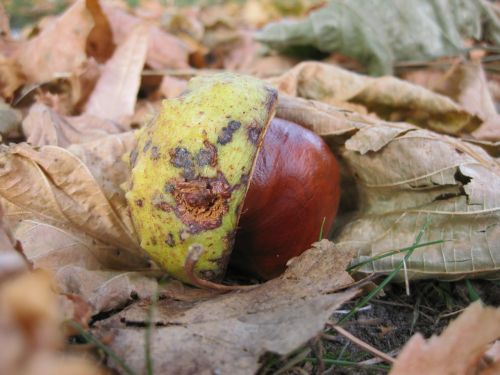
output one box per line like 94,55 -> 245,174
231,117 -> 341,279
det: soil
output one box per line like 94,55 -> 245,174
259,279 -> 500,374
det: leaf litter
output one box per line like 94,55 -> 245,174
0,0 -> 499,374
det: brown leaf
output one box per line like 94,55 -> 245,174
103,6 -> 190,70
0,56 -> 25,99
271,62 -> 482,134
0,137 -> 149,270
85,0 -> 115,63
94,240 -> 357,375
0,100 -> 22,140
85,25 -> 149,124
56,266 -> 160,314
23,103 -> 124,147
390,302 -> 500,375
277,95 -> 500,279
14,0 -> 100,83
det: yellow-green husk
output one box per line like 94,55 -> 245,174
126,73 -> 277,283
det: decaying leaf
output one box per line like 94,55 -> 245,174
94,240 -> 358,375
390,302 -> 500,375
102,5 -> 190,70
85,25 -> 149,124
23,103 -> 124,147
277,95 -> 500,280
0,137 -> 149,270
270,62 -> 482,134
14,0 -> 106,83
257,0 -> 500,75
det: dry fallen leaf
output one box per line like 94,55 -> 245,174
94,240 -> 358,375
390,302 -> 500,375
0,136 -> 149,271
23,103 -> 124,147
277,95 -> 500,280
271,62 -> 482,135
103,5 -> 190,70
0,205 -> 27,281
15,0 -> 109,84
85,25 -> 149,124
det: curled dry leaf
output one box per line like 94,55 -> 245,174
0,135 -> 150,272
390,302 -> 500,375
85,25 -> 149,124
277,95 -> 500,280
103,5 -> 190,70
15,0 -> 110,84
94,240 -> 358,375
270,62 -> 482,135
23,103 -> 124,147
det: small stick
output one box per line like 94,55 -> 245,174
327,323 -> 395,365
184,244 -> 258,292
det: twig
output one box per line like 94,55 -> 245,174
327,324 -> 395,365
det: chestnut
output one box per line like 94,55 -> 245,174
232,117 -> 341,279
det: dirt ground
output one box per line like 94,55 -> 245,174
259,279 -> 500,374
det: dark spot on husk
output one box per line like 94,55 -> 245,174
151,236 -> 157,246
154,201 -> 171,212
169,172 -> 232,233
196,141 -> 217,167
143,140 -> 152,152
135,199 -> 143,207
130,150 -> 138,168
151,146 -> 160,160
264,86 -> 278,113
247,126 -> 261,145
164,183 -> 175,193
169,147 -> 195,180
217,120 -> 241,145
165,232 -> 175,247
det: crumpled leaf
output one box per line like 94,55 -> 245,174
85,25 -> 149,124
23,103 -> 124,147
256,0 -> 500,75
270,62 -> 481,134
103,5 -> 190,70
277,95 -> 500,279
56,266 -> 160,313
0,135 -> 150,271
94,240 -> 358,375
14,0 -> 109,83
404,62 -> 500,141
390,302 -> 500,375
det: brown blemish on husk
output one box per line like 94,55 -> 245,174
247,126 -> 262,145
130,150 -> 138,168
170,172 -> 232,233
150,146 -> 160,160
143,140 -> 152,152
165,232 -> 175,247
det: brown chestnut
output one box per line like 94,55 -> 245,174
231,117 -> 341,279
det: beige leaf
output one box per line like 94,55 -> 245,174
277,96 -> 500,279
103,6 -> 190,70
271,62 -> 481,134
390,302 -> 500,375
0,138 -> 148,270
56,266 -> 160,313
85,25 -> 149,123
15,0 -> 97,83
0,205 -> 27,281
23,103 -> 124,147
94,240 -> 357,375
158,75 -> 188,99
